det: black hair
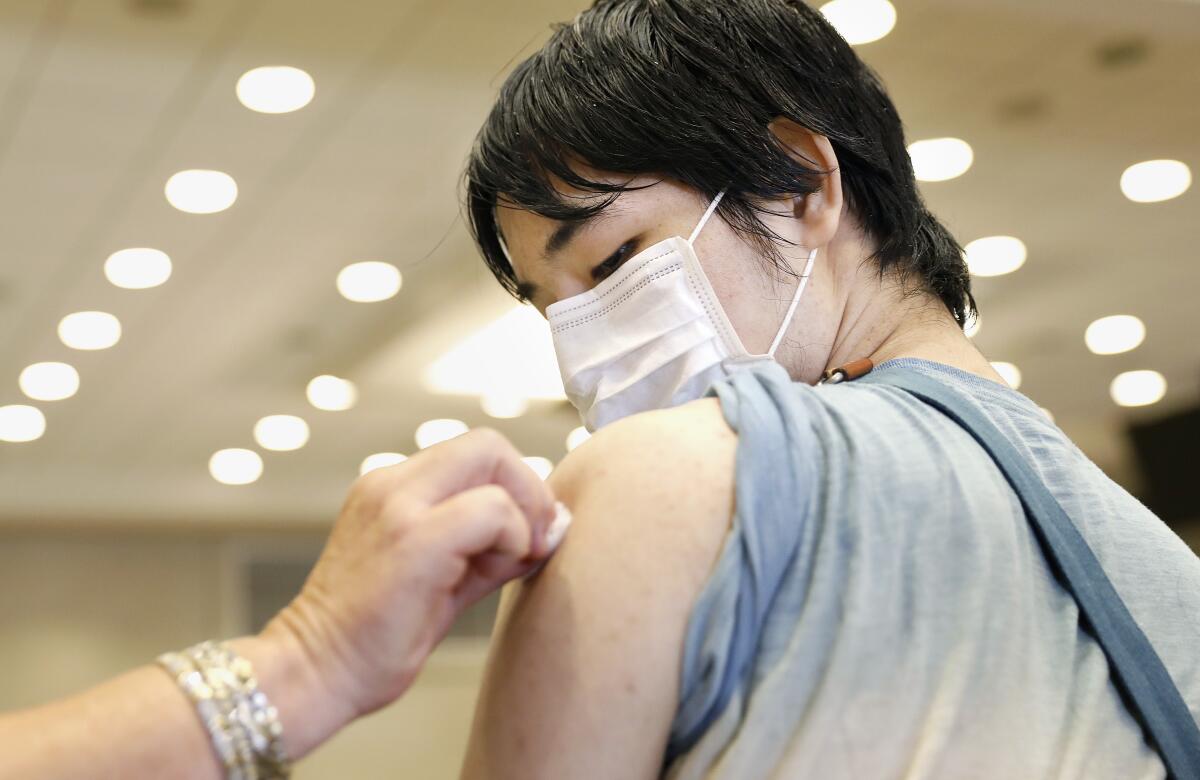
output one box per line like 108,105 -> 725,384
464,0 -> 976,326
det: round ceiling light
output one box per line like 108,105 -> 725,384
965,236 -> 1027,277
0,404 -> 46,443
105,247 -> 172,289
1085,315 -> 1145,355
165,169 -> 238,214
337,261 -> 402,303
209,448 -> 263,485
58,311 -> 121,351
522,456 -> 554,480
236,66 -> 315,114
253,414 -> 310,451
360,452 -> 407,476
19,362 -> 80,402
1120,159 -> 1191,203
908,137 -> 974,182
415,418 -> 468,450
1110,370 -> 1166,408
306,375 -> 358,411
819,0 -> 897,45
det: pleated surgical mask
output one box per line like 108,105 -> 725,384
503,190 -> 816,431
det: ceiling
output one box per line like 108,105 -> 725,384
0,0 -> 1196,529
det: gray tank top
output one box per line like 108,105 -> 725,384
665,358 -> 1200,779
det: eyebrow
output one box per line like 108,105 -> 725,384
509,214 -> 603,303
544,218 -> 595,258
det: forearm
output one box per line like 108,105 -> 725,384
0,662 -> 221,780
0,625 -> 355,780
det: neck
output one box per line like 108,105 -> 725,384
822,262 -> 1001,386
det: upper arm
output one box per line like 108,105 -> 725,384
459,398 -> 737,780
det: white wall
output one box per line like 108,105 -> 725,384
0,531 -> 488,779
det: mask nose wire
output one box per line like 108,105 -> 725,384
688,189 -> 726,245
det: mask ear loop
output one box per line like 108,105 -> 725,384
766,246 -> 817,357
688,189 -> 726,245
496,231 -> 516,270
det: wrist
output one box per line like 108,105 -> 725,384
228,615 -> 358,761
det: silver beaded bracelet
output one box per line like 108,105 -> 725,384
158,641 -> 292,780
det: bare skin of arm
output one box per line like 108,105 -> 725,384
460,398 -> 738,780
0,429 -> 557,780
0,630 -> 335,780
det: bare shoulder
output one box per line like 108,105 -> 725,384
540,395 -> 737,609
460,398 -> 737,780
552,396 -> 737,562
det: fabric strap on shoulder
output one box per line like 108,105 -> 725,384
858,368 -> 1200,780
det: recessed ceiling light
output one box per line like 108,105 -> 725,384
425,305 -> 566,401
566,426 -> 591,452
336,261 -> 402,303
481,392 -> 529,419
965,236 -> 1026,277
990,361 -> 1022,389
522,456 -> 554,480
209,448 -> 263,485
58,311 -> 121,351
105,248 -> 172,289
415,418 -> 468,450
360,452 -> 407,475
19,362 -> 79,402
307,375 -> 357,411
253,414 -> 310,451
819,0 -> 896,45
165,169 -> 238,214
908,137 -> 973,182
964,313 -> 981,338
236,66 -> 315,114
1085,315 -> 1145,355
0,404 -> 46,442
1120,159 -> 1191,203
1110,370 -> 1166,407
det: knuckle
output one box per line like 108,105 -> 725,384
467,426 -> 509,452
352,469 -> 389,498
473,484 -> 517,514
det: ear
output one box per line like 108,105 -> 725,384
767,117 -> 843,249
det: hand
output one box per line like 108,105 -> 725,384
265,428 -> 557,724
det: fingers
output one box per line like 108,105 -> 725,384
395,428 -> 556,536
415,483 -> 535,567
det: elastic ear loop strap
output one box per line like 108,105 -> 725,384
767,247 -> 816,357
496,231 -> 516,269
687,189 -> 815,359
688,190 -> 726,245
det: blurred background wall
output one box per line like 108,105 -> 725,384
1,0 -> 1197,777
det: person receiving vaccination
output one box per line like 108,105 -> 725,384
457,1 -> 1200,778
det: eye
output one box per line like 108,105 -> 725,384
591,240 -> 638,282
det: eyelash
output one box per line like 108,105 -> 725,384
591,241 -> 636,282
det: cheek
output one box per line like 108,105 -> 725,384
700,240 -> 790,355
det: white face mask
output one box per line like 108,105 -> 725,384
504,190 -> 817,431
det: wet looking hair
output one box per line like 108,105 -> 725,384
464,0 -> 976,326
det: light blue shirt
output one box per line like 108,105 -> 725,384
666,358 -> 1200,779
